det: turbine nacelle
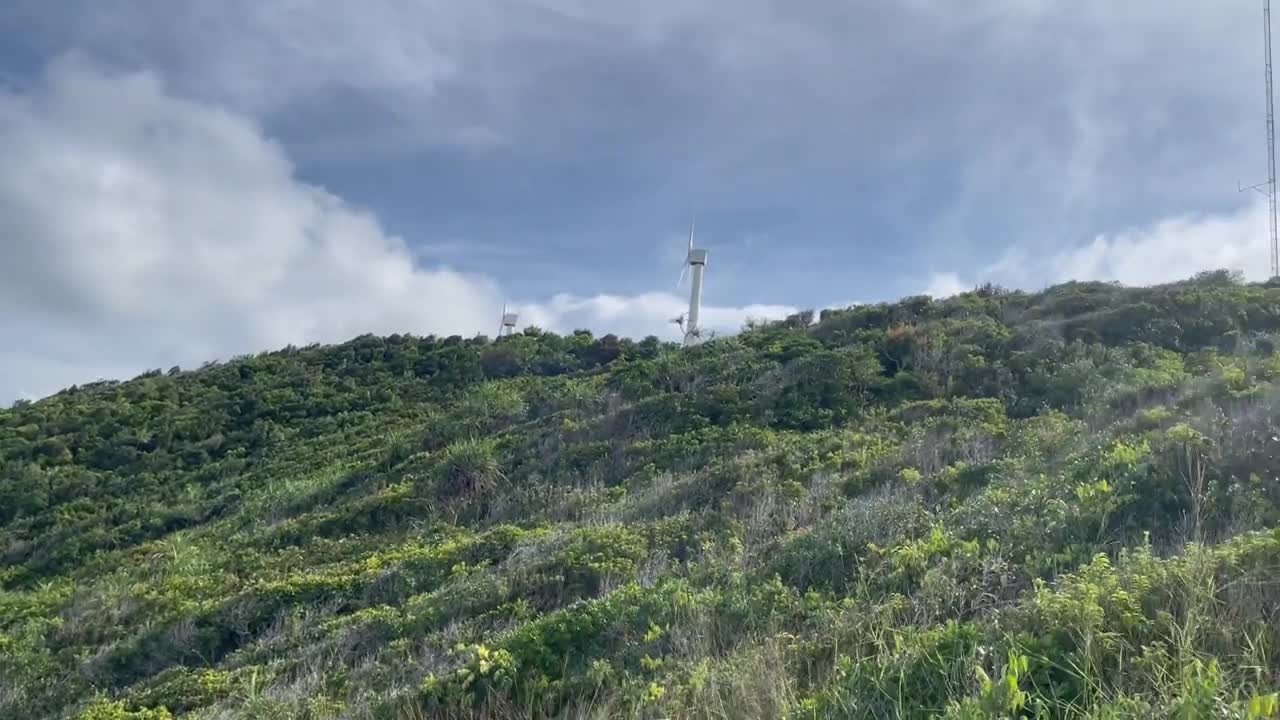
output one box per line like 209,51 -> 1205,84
498,303 -> 519,337
676,219 -> 709,288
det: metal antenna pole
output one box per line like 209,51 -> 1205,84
1240,1 -> 1280,278
1266,0 -> 1279,277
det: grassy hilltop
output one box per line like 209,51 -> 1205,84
4,271 -> 1280,719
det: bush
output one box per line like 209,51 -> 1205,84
432,439 -> 505,522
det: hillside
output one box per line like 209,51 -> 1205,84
4,271 -> 1280,719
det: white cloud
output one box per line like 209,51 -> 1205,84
0,56 -> 500,341
0,57 -> 792,403
918,195 -> 1271,295
1048,201 -> 1269,285
924,272 -> 970,299
917,199 -> 1271,299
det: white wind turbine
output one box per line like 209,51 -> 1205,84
670,219 -> 708,347
498,303 -> 518,337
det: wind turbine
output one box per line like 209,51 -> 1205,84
674,219 -> 708,347
498,303 -> 518,338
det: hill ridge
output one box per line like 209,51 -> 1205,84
3,271 -> 1280,718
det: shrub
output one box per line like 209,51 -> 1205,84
76,699 -> 173,720
432,439 -> 506,522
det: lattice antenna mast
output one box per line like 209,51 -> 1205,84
1240,1 -> 1280,278
1267,0 -> 1278,278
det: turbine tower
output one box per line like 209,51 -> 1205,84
498,303 -> 518,338
674,219 -> 708,347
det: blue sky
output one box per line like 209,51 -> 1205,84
0,1 -> 1276,402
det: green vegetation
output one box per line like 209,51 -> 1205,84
4,270 -> 1280,718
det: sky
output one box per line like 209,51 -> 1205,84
0,1 -> 1277,403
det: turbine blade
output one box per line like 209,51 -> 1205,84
688,218 -> 695,253
677,264 -> 688,288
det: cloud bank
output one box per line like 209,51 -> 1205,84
921,199 -> 1271,298
0,58 -> 793,402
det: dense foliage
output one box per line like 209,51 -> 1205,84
4,271 -> 1280,718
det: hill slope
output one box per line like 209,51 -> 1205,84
4,272 -> 1280,719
